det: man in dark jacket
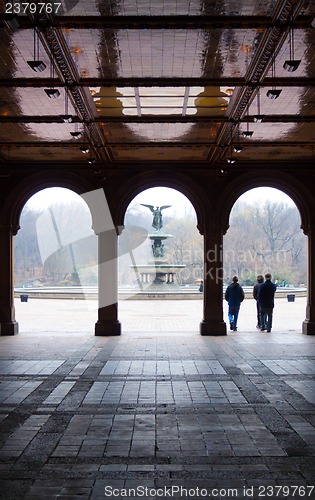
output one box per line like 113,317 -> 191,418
258,273 -> 277,332
253,274 -> 264,329
225,275 -> 245,331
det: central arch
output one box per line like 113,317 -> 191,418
116,184 -> 203,333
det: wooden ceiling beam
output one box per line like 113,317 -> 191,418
4,14 -> 312,30
0,115 -> 314,124
0,141 -> 313,148
0,77 -> 314,88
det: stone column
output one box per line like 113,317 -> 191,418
303,224 -> 315,335
0,224 -> 19,335
200,223 -> 226,335
95,228 -> 121,336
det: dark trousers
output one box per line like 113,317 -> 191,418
256,301 -> 262,327
260,307 -> 273,331
228,306 -> 240,330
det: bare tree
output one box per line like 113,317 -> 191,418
224,200 -> 306,285
14,208 -> 42,284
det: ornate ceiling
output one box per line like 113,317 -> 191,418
0,0 -> 314,171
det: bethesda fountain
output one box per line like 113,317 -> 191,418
131,204 -> 186,289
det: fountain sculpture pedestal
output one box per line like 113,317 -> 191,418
131,230 -> 186,290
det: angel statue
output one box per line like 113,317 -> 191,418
141,204 -> 172,231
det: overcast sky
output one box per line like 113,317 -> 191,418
25,186 -> 295,214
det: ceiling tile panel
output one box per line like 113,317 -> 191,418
218,29 -> 263,77
70,0 -> 279,16
238,143 -> 313,162
115,30 -> 206,78
63,28 -> 106,78
12,87 -> 72,117
92,86 -> 231,118
2,145 -> 85,162
0,120 -> 81,143
254,87 -> 311,117
57,0 -> 101,16
111,145 -> 209,161
100,122 -> 219,143
0,122 -> 34,142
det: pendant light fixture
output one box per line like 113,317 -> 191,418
80,124 -> 90,154
44,47 -> 60,99
241,48 -> 254,135
253,87 -> 265,122
44,88 -> 60,98
27,27 -> 46,72
233,121 -> 243,153
242,106 -> 254,137
267,54 -> 282,99
227,125 -> 236,164
283,24 -> 301,72
70,121 -> 82,139
60,87 -> 72,122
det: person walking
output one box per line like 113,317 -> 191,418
258,272 -> 277,332
253,274 -> 264,329
225,275 -> 245,331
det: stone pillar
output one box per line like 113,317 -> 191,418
95,228 -> 121,336
303,224 -> 315,335
200,223 -> 226,335
0,224 -> 19,335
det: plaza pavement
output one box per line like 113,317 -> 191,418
0,297 -> 314,499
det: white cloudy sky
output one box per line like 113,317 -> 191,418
25,186 -> 295,214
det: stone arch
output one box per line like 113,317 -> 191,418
217,172 -> 312,235
217,172 -> 314,336
0,173 -> 100,335
3,172 -> 96,233
110,171 -> 211,234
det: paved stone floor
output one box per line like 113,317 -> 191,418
0,298 -> 315,499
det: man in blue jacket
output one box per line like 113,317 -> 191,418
258,273 -> 277,332
225,275 -> 245,331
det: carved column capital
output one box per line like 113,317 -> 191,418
116,225 -> 125,236
301,223 -> 315,237
0,224 -> 20,236
201,220 -> 229,237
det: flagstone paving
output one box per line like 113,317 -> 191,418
0,298 -> 314,499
